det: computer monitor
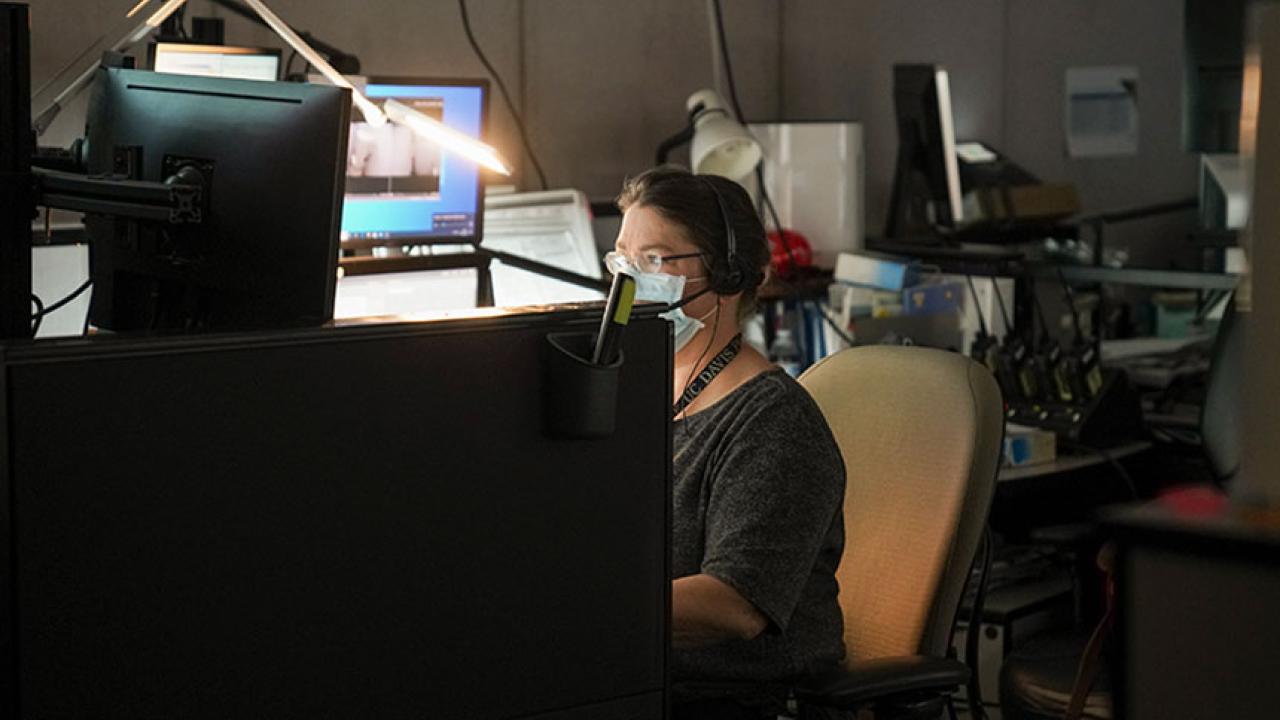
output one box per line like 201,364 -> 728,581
1184,0 -> 1249,152
886,64 -> 965,238
81,67 -> 351,331
339,77 -> 489,248
149,42 -> 281,82
483,189 -> 605,306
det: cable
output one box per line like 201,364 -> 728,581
38,279 -> 93,319
1066,442 -> 1140,500
808,300 -> 855,348
991,277 -> 1012,334
30,294 -> 45,336
1056,268 -> 1086,347
713,0 -> 857,362
712,0 -> 802,282
965,276 -> 990,338
710,0 -> 746,127
458,0 -> 549,190
962,525 -> 994,720
1029,275 -> 1053,346
32,31 -> 109,101
677,302 -> 723,427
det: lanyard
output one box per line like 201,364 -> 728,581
672,333 -> 742,418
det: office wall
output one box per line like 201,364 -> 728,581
30,0 -> 1194,257
779,0 -> 1009,236
1002,0 -> 1198,266
520,0 -> 779,193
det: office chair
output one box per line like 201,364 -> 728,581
999,296 -> 1242,720
794,345 -> 1004,719
1200,294 -> 1243,485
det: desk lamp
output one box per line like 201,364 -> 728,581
655,88 -> 762,186
687,88 -> 762,182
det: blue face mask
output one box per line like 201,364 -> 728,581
628,270 -> 712,353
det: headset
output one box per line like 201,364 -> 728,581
697,175 -> 753,295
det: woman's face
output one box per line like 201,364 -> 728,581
613,205 -> 718,320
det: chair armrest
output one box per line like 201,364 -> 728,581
795,655 -> 970,709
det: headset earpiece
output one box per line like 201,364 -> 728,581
699,176 -> 749,295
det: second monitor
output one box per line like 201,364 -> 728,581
339,77 -> 489,248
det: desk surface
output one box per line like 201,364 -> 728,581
999,440 -> 1151,482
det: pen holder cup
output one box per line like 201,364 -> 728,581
543,331 -> 623,439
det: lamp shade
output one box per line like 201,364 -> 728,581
687,89 -> 762,181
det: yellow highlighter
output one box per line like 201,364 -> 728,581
591,273 -> 637,366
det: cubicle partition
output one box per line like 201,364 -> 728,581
0,308 -> 671,719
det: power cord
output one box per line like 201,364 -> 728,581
709,1 -> 853,354
1065,441 -> 1140,500
31,279 -> 93,337
458,0 -> 549,190
959,525 -> 993,720
30,294 -> 45,336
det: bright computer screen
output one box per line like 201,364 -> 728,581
340,78 -> 488,246
151,42 -> 281,82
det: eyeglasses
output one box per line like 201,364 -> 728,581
603,250 -> 709,275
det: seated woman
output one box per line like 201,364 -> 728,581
611,167 -> 847,719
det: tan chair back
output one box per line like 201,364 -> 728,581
799,345 -> 1003,663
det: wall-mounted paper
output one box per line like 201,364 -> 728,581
1065,66 -> 1140,158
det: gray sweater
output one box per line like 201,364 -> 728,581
671,367 -> 846,693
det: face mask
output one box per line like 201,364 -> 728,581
629,271 -> 711,353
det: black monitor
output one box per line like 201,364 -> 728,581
886,64 -> 965,238
338,77 -> 489,249
1183,0 -> 1249,152
81,67 -> 350,331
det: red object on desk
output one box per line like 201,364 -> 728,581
1157,484 -> 1230,518
768,229 -> 812,277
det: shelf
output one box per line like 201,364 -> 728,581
1034,264 -> 1240,290
999,440 -> 1152,482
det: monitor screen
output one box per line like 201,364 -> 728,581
151,42 -> 281,82
340,78 -> 488,247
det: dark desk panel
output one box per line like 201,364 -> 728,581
0,310 -> 671,719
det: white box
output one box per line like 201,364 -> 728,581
748,122 -> 865,267
938,274 -> 1015,355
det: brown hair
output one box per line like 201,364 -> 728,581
616,165 -> 770,321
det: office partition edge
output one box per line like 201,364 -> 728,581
0,342 -> 14,719
0,3 -> 33,340
0,4 -> 29,715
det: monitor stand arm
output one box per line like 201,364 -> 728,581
474,247 -> 611,295
33,166 -> 206,225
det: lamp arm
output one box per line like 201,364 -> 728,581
205,0 -> 360,73
32,0 -> 190,137
236,0 -> 384,126
655,124 -> 695,166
